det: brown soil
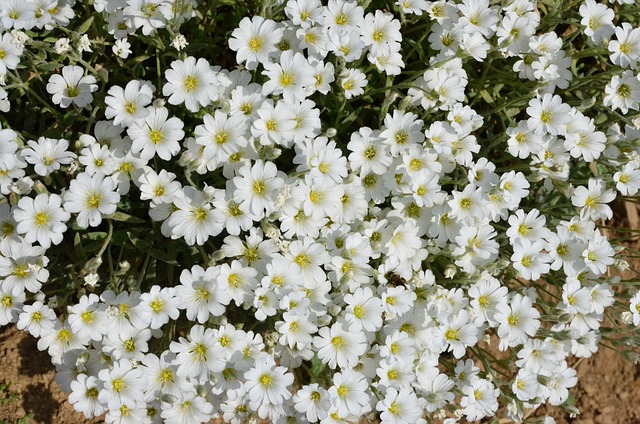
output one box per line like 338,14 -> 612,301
0,324 -> 101,423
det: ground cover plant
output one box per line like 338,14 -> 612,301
0,0 -> 640,422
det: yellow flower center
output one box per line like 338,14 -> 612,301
192,343 -> 208,360
124,101 -> 137,115
280,73 -> 294,87
259,374 -> 272,387
13,264 -> 30,279
183,75 -> 198,92
149,299 -> 164,313
112,378 -> 125,393
158,369 -> 174,383
148,129 -> 164,144
196,287 -> 211,301
1,222 -> 14,236
34,212 -> 49,227
191,207 -> 208,222
331,336 -> 344,349
81,311 -> 95,324
540,110 -> 552,124
294,253 -> 310,268
85,192 -> 103,209
252,180 -> 266,195
66,85 -> 80,98
248,37 -> 263,52
219,335 -> 231,348
445,328 -> 459,341
337,385 -> 349,397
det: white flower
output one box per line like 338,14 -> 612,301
124,0 -> 172,35
251,99 -> 297,146
376,387 -> 426,424
511,239 -> 550,281
97,358 -> 147,410
630,291 -> 640,326
170,33 -> 189,50
16,301 -> 56,337
580,0 -> 615,44
380,110 -> 424,155
360,10 -> 402,56
160,392 -> 214,423
228,16 -> 283,70
169,325 -> 226,380
0,32 -> 23,74
105,80 -> 154,127
440,309 -> 478,358
137,168 -> 181,205
0,241 -> 48,295
608,23 -> 640,69
582,231 -> 615,275
343,286 -> 384,332
21,137 -> 76,176
168,187 -> 225,245
175,264 -> 230,323
68,375 -> 106,419
416,368 -> 455,412
46,65 -> 98,108
79,143 -> 116,176
127,106 -> 185,160
526,93 -> 572,136
603,70 -> 640,114
162,56 -> 222,112
328,369 -> 370,416
63,172 -> 121,228
614,163 -> 640,195
139,285 -> 180,329
262,50 -> 315,103
14,193 -> 70,248
461,379 -> 499,421
244,354 -> 294,408
194,110 -> 248,163
542,361 -> 577,405
495,294 -> 540,350
233,160 -> 284,218
313,322 -> 367,369
340,68 -> 367,99
571,178 -> 616,221
293,384 -> 330,422
54,37 -> 72,54
77,34 -> 92,53
112,38 -> 132,58
67,293 -> 107,342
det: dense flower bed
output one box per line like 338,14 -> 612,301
0,0 -> 639,422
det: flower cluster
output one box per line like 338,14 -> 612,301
0,0 -> 639,423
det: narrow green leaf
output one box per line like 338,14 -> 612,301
106,212 -> 145,224
76,16 -> 94,34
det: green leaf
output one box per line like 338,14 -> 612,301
127,231 -> 151,251
105,212 -> 145,224
83,232 -> 107,241
479,90 -> 495,105
126,55 -> 153,66
76,16 -> 94,35
74,233 -> 86,262
340,106 -> 363,130
149,249 -> 179,266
